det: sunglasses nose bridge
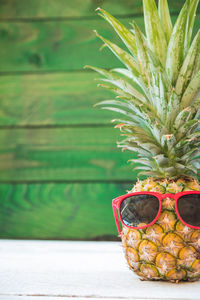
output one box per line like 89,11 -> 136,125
160,193 -> 176,200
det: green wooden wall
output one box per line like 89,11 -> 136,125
0,0 -> 199,240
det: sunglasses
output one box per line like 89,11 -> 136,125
112,191 -> 200,235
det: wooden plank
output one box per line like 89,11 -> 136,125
0,15 -> 199,73
0,127 -> 136,181
0,0 -> 185,19
0,241 -> 200,299
0,72 -> 116,126
0,17 -> 133,72
0,183 -> 130,239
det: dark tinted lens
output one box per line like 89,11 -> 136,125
120,194 -> 159,228
177,194 -> 200,227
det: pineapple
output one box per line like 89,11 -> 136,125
123,177 -> 200,281
86,0 -> 200,281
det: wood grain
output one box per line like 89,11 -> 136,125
0,0 -> 185,19
0,127 -> 136,181
0,0 -> 199,242
0,15 -> 199,72
0,183 -> 130,239
0,72 -> 115,126
0,17 -> 133,72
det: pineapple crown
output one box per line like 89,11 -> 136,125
85,0 -> 200,179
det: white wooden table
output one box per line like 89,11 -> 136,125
0,240 -> 199,300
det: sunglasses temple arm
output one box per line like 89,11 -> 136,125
112,204 -> 122,238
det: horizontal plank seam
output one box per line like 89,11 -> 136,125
0,180 -> 135,184
0,294 -> 194,300
0,124 -> 113,130
0,237 -> 120,241
0,69 -> 105,76
0,12 -> 179,23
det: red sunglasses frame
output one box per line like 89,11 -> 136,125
112,191 -> 200,236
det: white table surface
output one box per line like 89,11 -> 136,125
0,240 -> 199,300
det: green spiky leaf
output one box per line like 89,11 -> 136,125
166,0 -> 189,85
143,0 -> 167,66
176,30 -> 200,96
132,21 -> 151,83
96,8 -> 137,58
158,0 -> 173,43
181,70 -> 200,109
184,0 -> 200,54
88,1 -> 200,179
93,31 -> 140,76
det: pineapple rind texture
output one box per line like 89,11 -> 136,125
122,177 -> 200,282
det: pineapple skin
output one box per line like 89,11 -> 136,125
122,177 -> 200,282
